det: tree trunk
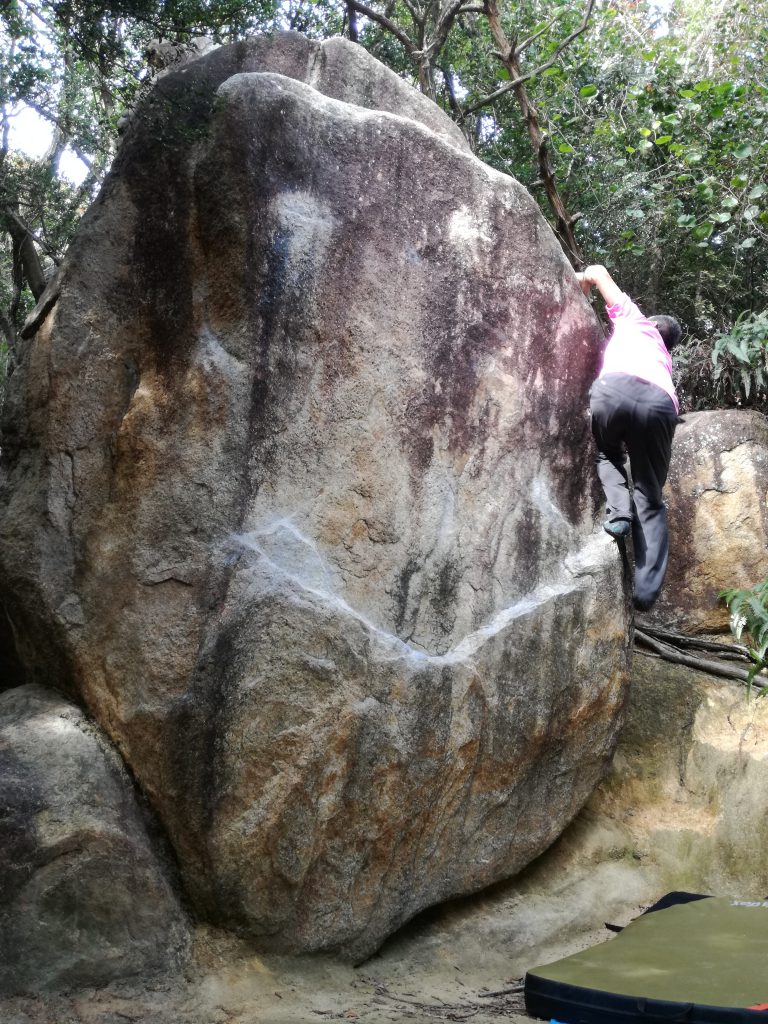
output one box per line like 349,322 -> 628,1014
4,207 -> 47,301
483,0 -> 585,269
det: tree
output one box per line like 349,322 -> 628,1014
454,0 -> 767,409
2,0 -> 768,413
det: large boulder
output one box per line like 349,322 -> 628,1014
0,686 -> 190,993
651,410 -> 768,633
0,34 -> 629,958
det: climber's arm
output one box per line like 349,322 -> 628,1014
575,265 -> 624,308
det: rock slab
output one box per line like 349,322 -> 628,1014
0,686 -> 189,994
0,34 -> 629,958
651,410 -> 768,632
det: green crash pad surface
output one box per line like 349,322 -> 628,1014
527,897 -> 768,1010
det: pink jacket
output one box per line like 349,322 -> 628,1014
600,293 -> 679,412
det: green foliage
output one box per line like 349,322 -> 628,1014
672,335 -> 717,412
530,1 -> 768,344
720,581 -> 768,698
710,310 -> 768,406
673,311 -> 768,413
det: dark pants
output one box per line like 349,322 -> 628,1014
589,373 -> 678,610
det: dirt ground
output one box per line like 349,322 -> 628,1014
0,863 -> 646,1024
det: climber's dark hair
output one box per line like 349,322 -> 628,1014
649,315 -> 682,351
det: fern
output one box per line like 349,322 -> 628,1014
720,581 -> 768,698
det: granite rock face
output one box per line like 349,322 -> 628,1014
0,34 -> 629,958
0,686 -> 190,994
651,410 -> 768,633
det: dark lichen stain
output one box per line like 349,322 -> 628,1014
0,600 -> 28,692
165,611 -> 243,923
120,74 -> 220,383
514,508 -> 543,591
404,299 -> 496,477
393,557 -> 421,635
428,558 -> 461,634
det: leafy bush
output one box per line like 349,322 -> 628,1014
720,580 -> 768,697
673,335 -> 719,411
711,310 -> 768,406
673,310 -> 768,413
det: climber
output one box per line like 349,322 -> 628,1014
575,264 -> 682,613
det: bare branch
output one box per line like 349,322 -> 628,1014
17,0 -> 48,22
516,17 -> 557,56
400,0 -> 425,29
462,0 -> 597,120
469,0 -> 588,267
519,0 -> 596,78
639,623 -> 752,660
346,1 -> 359,41
459,79 -> 517,120
24,100 -> 94,171
1,104 -> 10,165
422,0 -> 469,62
0,307 -> 15,350
346,0 -> 417,52
439,63 -> 464,121
3,207 -> 61,265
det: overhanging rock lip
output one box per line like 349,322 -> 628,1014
215,68 -> 456,140
212,70 -> 529,199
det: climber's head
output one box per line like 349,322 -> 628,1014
649,315 -> 682,352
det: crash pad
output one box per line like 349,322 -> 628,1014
525,895 -> 768,1023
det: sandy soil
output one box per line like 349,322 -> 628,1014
0,869 -> 644,1024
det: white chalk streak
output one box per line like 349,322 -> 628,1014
228,518 -> 588,668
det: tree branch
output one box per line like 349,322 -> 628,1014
346,0 -> 417,52
346,1 -> 359,41
0,307 -> 16,350
635,628 -> 767,689
439,63 -> 465,122
527,0 -> 596,65
639,623 -> 752,661
4,206 -> 61,265
459,79 -> 518,119
428,0 -> 470,57
400,0 -> 425,30
469,0 -> 588,267
516,17 -> 557,56
461,0 -> 597,120
24,100 -> 94,171
3,206 -> 47,300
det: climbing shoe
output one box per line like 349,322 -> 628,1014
603,518 -> 631,539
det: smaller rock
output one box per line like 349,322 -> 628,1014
0,685 -> 190,994
652,410 -> 768,632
